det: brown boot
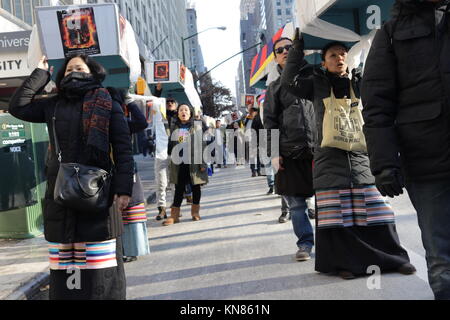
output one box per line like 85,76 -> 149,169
162,207 -> 180,226
191,204 -> 201,221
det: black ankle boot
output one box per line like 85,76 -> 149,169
156,206 -> 167,220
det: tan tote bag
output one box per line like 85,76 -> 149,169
321,86 -> 367,152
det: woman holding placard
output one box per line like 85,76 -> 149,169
9,55 -> 133,299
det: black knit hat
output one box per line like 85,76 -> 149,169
321,41 -> 348,61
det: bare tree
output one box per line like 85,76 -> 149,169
198,72 -> 234,118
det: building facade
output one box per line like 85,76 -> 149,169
0,0 -> 52,26
270,0 -> 294,31
186,6 -> 205,75
236,0 -> 294,107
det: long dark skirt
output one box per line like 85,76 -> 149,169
49,237 -> 126,300
314,224 -> 411,276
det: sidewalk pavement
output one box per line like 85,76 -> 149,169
0,154 -> 156,300
124,162 -> 432,300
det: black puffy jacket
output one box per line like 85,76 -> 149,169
361,0 -> 450,182
281,43 -> 375,190
264,65 -> 316,159
9,69 -> 134,243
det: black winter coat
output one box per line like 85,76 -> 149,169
263,67 -> 315,196
361,0 -> 450,182
264,65 -> 316,159
281,44 -> 375,190
9,69 -> 134,243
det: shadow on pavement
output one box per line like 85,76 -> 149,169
127,254 -> 298,286
147,229 -> 291,252
147,220 -> 286,241
133,271 -> 336,300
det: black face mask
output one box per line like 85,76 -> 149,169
59,72 -> 100,99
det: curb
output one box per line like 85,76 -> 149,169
5,271 -> 49,300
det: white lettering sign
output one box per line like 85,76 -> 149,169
2,139 -> 25,145
2,123 -> 24,130
0,31 -> 30,52
0,52 -> 31,78
0,60 -> 22,71
9,146 -> 22,153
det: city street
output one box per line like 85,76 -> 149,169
0,0 -> 447,305
29,155 -> 433,300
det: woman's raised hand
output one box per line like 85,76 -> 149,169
37,55 -> 49,71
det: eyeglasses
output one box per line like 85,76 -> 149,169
275,44 -> 292,55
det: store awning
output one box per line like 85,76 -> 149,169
293,0 -> 394,72
295,0 -> 394,50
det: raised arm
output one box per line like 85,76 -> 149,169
126,101 -> 148,133
8,67 -> 52,123
280,30 -> 314,101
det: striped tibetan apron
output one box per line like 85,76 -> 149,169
315,186 -> 396,229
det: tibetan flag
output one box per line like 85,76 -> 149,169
249,22 -> 295,88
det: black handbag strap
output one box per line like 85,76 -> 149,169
52,105 -> 112,177
52,104 -> 62,163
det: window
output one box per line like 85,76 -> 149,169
142,3 -> 146,22
286,8 -> 291,16
135,18 -> 140,35
23,0 -> 33,25
1,0 -> 12,13
13,0 -> 23,20
276,0 -> 281,6
277,9 -> 282,16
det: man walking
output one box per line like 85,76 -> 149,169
244,106 -> 261,177
361,0 -> 450,299
215,119 -> 227,168
153,94 -> 178,221
263,37 -> 317,261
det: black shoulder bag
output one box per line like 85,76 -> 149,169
52,110 -> 112,213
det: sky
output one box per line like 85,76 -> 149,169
190,0 -> 242,99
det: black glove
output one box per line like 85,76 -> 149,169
292,27 -> 304,51
375,168 -> 404,198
